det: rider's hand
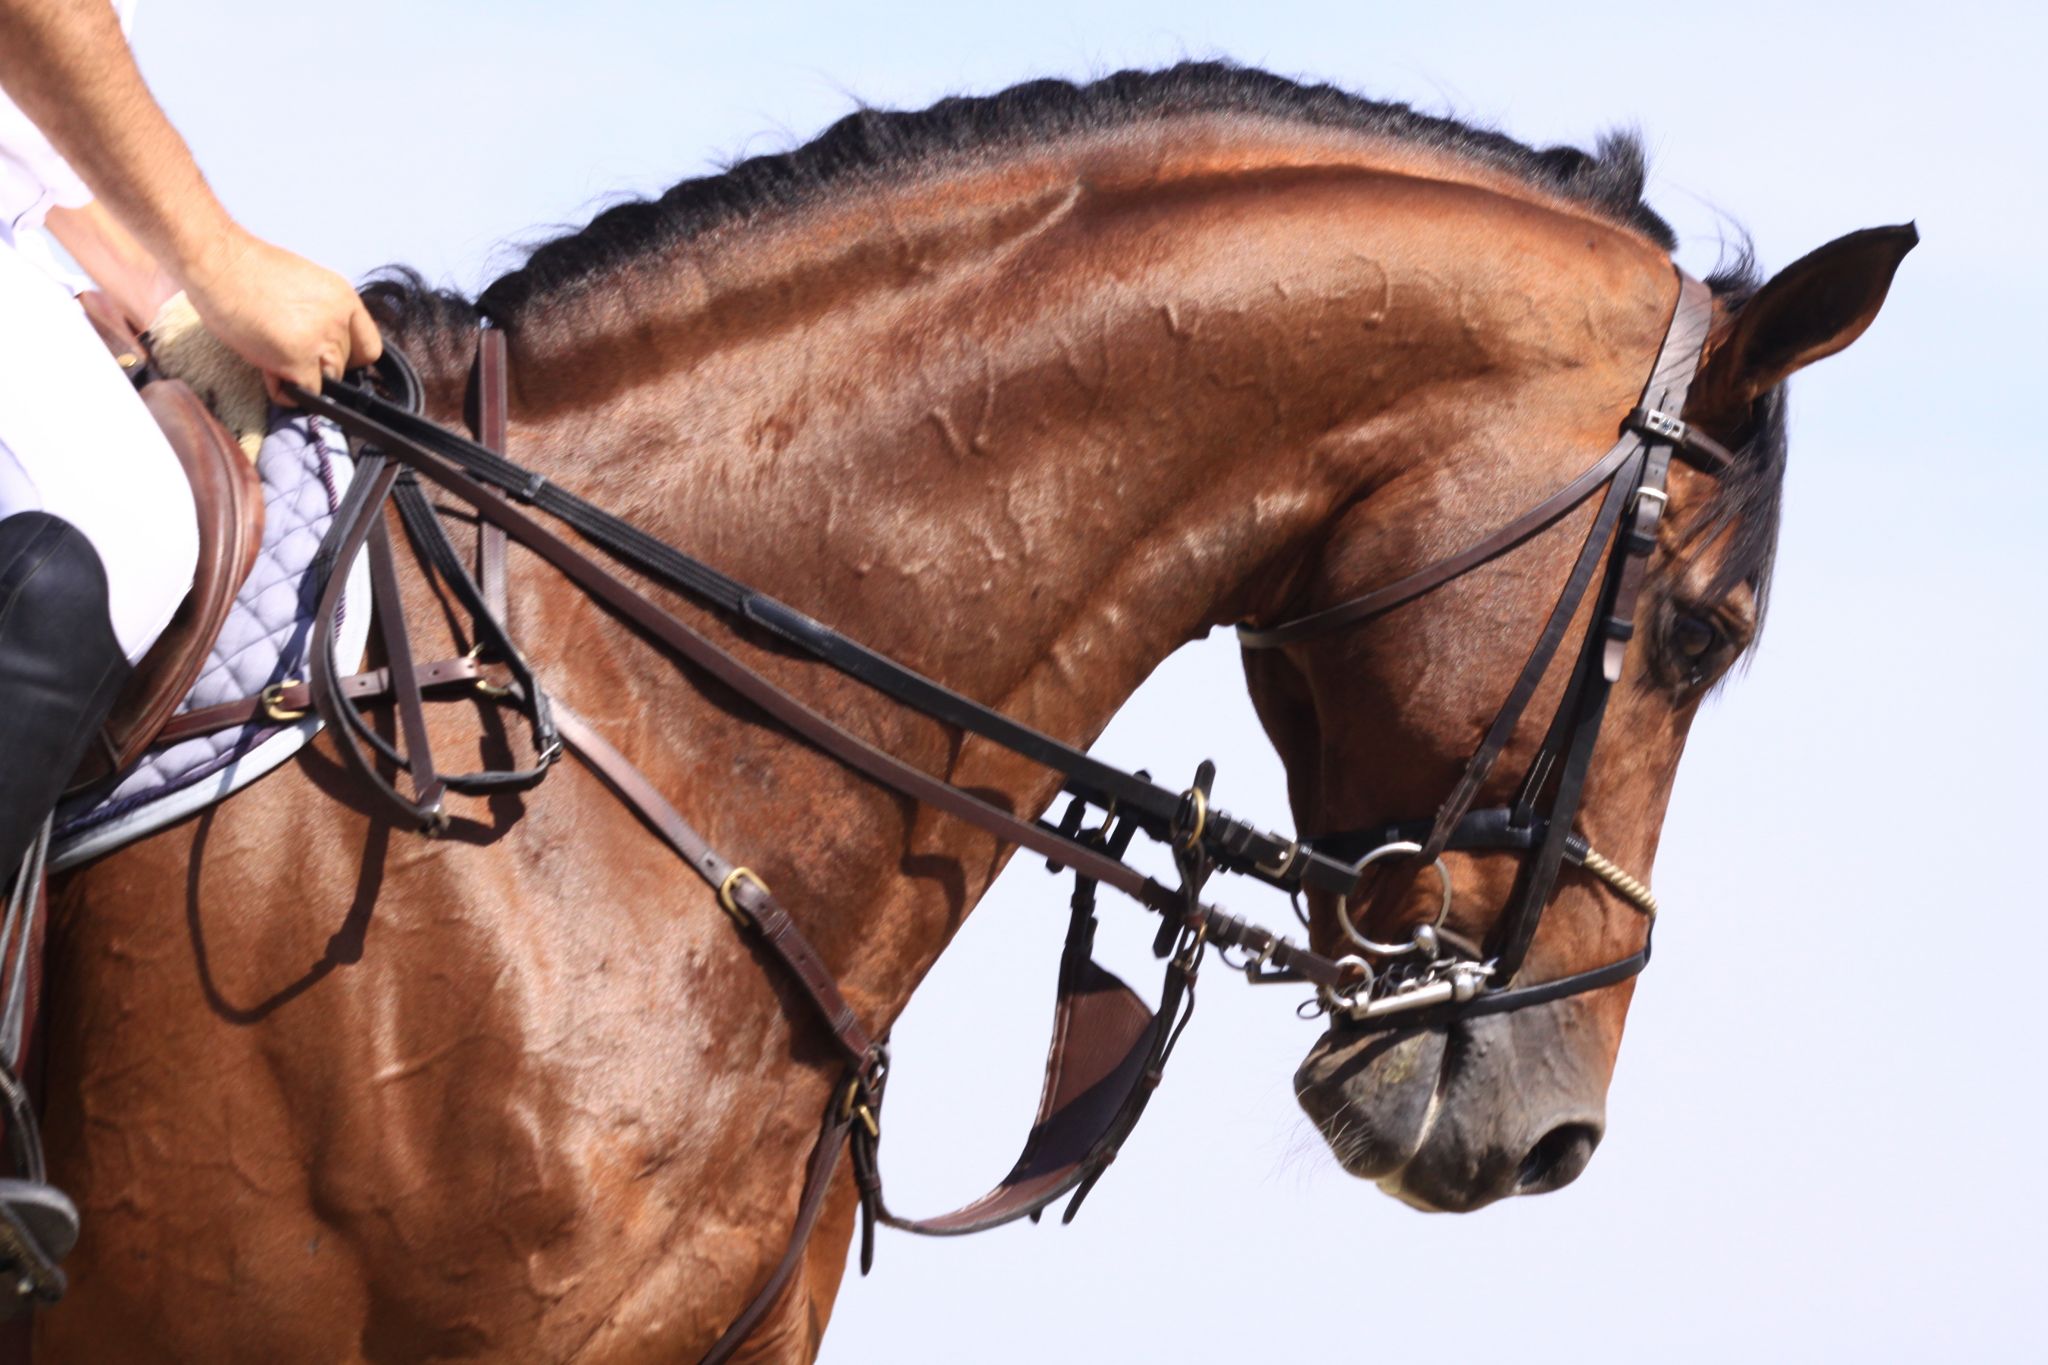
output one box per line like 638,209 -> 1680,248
179,229 -> 382,404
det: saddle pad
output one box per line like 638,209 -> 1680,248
50,412 -> 373,871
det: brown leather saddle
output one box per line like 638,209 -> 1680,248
64,293 -> 266,792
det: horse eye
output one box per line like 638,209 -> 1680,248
1671,613 -> 1719,660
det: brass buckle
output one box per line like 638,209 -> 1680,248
841,1078 -> 880,1139
1175,786 -> 1208,851
717,866 -> 766,927
260,679 -> 308,722
466,643 -> 513,699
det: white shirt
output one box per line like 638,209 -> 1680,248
0,0 -> 195,663
0,1 -> 136,243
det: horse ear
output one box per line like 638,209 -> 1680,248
1689,223 -> 1917,426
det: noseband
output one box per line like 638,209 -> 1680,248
1238,269 -> 1732,1026
278,263 -> 1729,1360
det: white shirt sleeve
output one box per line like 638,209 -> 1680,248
0,1 -> 139,239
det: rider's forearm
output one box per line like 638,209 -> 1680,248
44,201 -> 178,326
0,0 -> 245,289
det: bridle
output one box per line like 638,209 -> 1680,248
1241,268 -> 1735,1026
262,262 -> 1732,1360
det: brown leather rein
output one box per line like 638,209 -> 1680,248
155,264 -> 1725,1358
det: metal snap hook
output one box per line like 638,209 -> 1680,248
1314,954 -> 1375,1019
1334,840 -> 1454,955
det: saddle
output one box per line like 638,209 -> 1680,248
63,293 -> 266,793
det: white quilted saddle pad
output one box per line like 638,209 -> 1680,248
51,412 -> 372,870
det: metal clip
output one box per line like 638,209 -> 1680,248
1632,407 -> 1689,443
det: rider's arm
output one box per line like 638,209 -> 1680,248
43,200 -> 176,329
0,0 -> 380,397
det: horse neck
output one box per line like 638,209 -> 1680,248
399,146 -> 1678,1023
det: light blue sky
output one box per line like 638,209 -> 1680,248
128,3 -> 2044,1361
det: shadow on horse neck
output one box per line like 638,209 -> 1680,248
42,70 -> 1811,1362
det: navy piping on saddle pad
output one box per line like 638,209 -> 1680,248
50,415 -> 368,868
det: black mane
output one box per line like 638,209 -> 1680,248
367,62 -> 1674,333
362,61 -> 1784,625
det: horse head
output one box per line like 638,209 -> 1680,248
1254,225 -> 1915,1211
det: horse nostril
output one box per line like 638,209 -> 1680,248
1515,1122 -> 1602,1194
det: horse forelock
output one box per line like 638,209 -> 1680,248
1692,243 -> 1790,649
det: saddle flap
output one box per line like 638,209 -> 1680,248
885,942 -> 1165,1235
66,379 -> 265,792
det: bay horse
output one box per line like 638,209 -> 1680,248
38,65 -> 1907,1362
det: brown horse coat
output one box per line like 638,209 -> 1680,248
38,69 -> 1907,1362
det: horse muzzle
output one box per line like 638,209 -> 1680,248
1295,999 -> 1610,1212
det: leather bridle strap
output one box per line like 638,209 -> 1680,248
701,1098 -> 855,1365
238,267 -> 1714,1357
424,418 -> 1160,1359
288,379 -> 1360,991
1238,270 -> 1717,663
472,326 -> 511,625
1484,274 -> 1714,980
151,656 -> 489,743
1411,451 -> 1643,866
1244,269 -> 1715,1006
448,378 -> 873,1364
1338,443 -> 1644,945
544,709 -> 871,1365
293,372 -> 1363,899
1234,436 -> 1641,650
548,703 -> 875,1063
365,517 -> 447,820
298,344 -> 560,834
849,814 -> 1192,1247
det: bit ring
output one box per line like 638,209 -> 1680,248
1334,841 -> 1454,955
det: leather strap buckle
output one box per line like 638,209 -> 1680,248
717,866 -> 766,927
464,643 -> 515,700
841,1077 -> 880,1139
259,679 -> 308,722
